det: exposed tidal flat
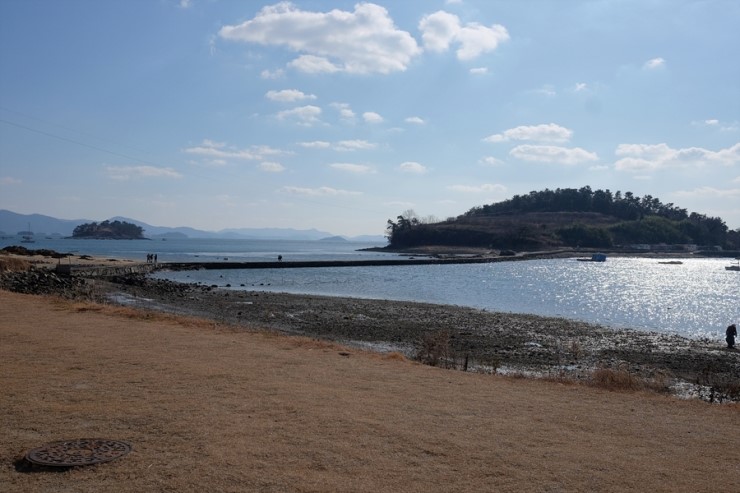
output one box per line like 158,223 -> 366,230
102,272 -> 738,400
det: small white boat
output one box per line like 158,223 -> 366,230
20,223 -> 35,243
726,258 -> 740,271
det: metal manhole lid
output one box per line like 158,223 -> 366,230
25,438 -> 132,467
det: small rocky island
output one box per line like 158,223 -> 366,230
72,220 -> 145,239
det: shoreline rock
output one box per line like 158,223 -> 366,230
97,275 -> 740,399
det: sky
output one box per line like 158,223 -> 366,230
1,0 -> 739,237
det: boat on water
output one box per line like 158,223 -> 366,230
577,253 -> 607,262
658,260 -> 683,265
20,223 -> 35,243
726,258 -> 740,271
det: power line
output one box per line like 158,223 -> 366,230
0,113 -> 396,220
0,105 -> 150,156
0,117 -> 164,168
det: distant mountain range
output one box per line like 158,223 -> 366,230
0,210 -> 386,243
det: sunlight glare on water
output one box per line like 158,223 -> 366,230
155,257 -> 739,341
472,258 -> 738,339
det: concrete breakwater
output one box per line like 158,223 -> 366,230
159,255 -> 536,271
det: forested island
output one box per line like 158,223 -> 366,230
386,187 -> 740,251
72,220 -> 145,239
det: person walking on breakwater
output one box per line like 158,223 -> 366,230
727,324 -> 737,349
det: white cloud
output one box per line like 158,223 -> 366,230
184,140 -> 287,161
419,11 -> 509,61
178,0 -> 192,9
331,102 -> 356,122
280,186 -> 361,196
330,163 -> 375,174
259,161 -> 285,172
334,140 -> 377,151
276,105 -> 322,126
399,161 -> 427,174
298,141 -> 331,149
405,116 -> 426,125
510,145 -> 598,165
288,55 -> 341,74
418,11 -> 457,52
614,142 -> 740,171
105,165 -> 182,180
0,176 -> 21,185
470,67 -> 488,75
297,139 -> 378,152
250,145 -> 287,157
643,57 -> 665,70
219,3 -> 421,74
191,158 -> 228,168
260,68 -> 285,79
534,85 -> 556,97
265,89 -> 316,102
674,186 -> 740,198
363,111 -> 384,124
479,156 -> 504,166
574,82 -> 588,92
201,139 -> 226,149
448,183 -> 506,193
484,123 -> 573,144
693,119 -> 740,132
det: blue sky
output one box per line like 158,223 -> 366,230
1,0 -> 738,237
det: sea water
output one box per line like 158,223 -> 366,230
0,237 -> 390,263
154,256 -> 738,341
2,237 -> 737,340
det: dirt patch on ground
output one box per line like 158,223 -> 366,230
1,290 -> 739,492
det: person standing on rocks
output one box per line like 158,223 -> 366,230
726,324 -> 737,349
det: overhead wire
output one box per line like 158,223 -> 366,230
0,110 -> 394,219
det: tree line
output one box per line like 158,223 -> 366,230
465,186 -> 690,221
386,187 -> 739,250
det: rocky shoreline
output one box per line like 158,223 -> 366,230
1,258 -> 738,401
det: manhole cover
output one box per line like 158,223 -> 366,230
25,438 -> 132,467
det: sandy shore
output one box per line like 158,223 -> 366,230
1,290 -> 739,492
0,247 -> 143,269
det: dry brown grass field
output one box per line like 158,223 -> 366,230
1,290 -> 738,492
